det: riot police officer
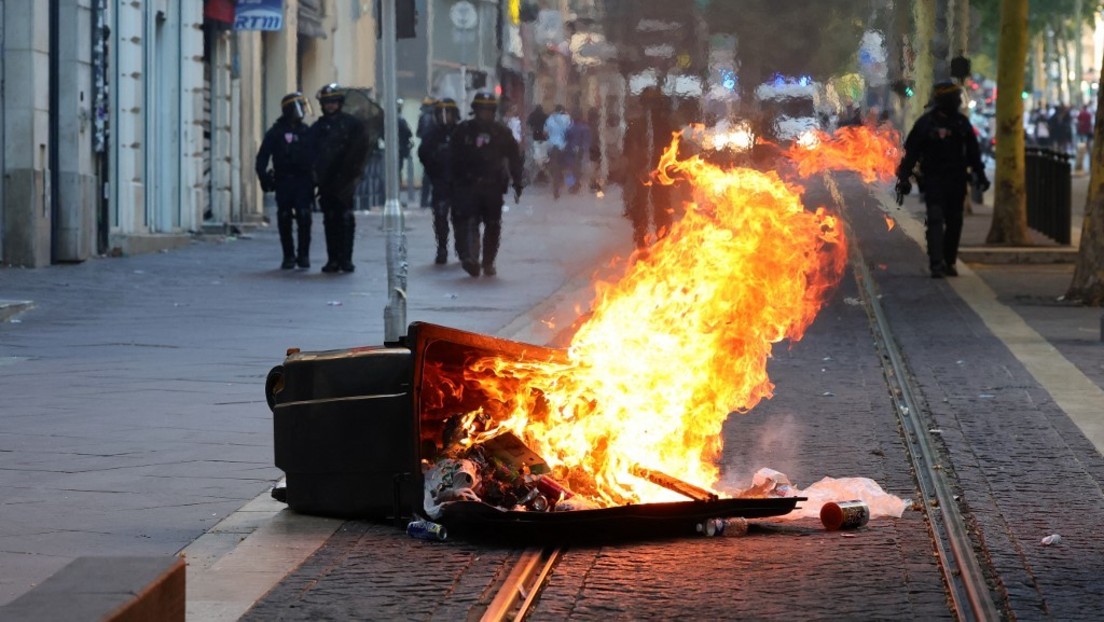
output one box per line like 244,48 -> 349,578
308,83 -> 370,273
256,92 -> 314,269
450,92 -> 524,277
417,98 -> 461,264
622,87 -> 676,250
896,81 -> 990,278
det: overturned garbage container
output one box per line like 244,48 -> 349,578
1024,147 -> 1072,245
266,322 -> 804,540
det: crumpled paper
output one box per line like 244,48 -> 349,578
423,458 -> 482,520
741,467 -> 910,521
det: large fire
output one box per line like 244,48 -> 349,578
442,125 -> 899,508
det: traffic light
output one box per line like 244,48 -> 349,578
892,79 -> 915,99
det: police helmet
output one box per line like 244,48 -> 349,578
281,92 -> 309,120
932,81 -> 963,111
435,98 -> 459,124
471,91 -> 498,112
317,83 -> 345,106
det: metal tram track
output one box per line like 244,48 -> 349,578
826,173 -> 1000,621
478,545 -> 563,622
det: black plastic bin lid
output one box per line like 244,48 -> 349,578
436,497 -> 806,543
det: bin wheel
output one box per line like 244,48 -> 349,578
264,366 -> 284,412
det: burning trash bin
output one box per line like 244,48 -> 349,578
266,322 -> 805,540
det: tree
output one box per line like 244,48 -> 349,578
702,0 -> 868,94
986,0 -> 1030,245
1065,53 -> 1104,305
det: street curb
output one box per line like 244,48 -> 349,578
958,246 -> 1077,264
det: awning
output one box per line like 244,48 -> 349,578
204,0 -> 236,24
298,0 -> 328,38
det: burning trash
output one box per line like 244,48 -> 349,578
268,125 -> 904,540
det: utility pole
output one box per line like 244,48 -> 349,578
381,0 -> 408,343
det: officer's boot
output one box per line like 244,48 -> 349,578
321,215 -> 340,273
452,212 -> 468,263
481,219 -> 501,277
295,210 -> 311,268
434,221 -> 449,265
339,210 -> 356,273
278,209 -> 296,269
461,219 -> 481,277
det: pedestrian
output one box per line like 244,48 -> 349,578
450,91 -> 525,277
543,105 -> 572,199
1048,105 -> 1073,155
566,106 -> 593,194
256,92 -> 315,270
417,97 -> 462,265
308,83 -> 370,273
895,81 -> 989,279
416,96 -> 438,208
1030,105 -> 1051,147
504,102 -> 523,145
397,101 -> 414,202
622,86 -> 676,250
527,104 -> 549,183
1077,104 -> 1094,147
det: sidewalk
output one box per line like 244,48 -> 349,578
0,185 -> 634,614
957,168 -> 1086,262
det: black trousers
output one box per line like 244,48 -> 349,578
275,178 -> 314,260
430,182 -> 462,259
923,182 -> 967,271
319,187 -> 356,265
624,180 -> 673,249
454,183 -> 503,268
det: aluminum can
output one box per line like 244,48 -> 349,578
820,500 -> 870,531
698,517 -> 748,537
407,519 -> 448,541
535,475 -> 575,502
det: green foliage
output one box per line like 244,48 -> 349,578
703,0 -> 871,88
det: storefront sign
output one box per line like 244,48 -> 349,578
235,0 -> 284,31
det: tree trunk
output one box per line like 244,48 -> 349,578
952,0 -> 969,58
910,0 -> 936,122
986,0 -> 1031,245
1032,36 -> 1045,101
1065,47 -> 1104,305
1074,0 -> 1084,106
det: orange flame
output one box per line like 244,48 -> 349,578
445,126 -> 899,506
884,215 -> 896,231
785,125 -> 901,183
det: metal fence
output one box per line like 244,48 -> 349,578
1024,147 -> 1072,245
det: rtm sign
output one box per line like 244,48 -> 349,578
235,0 -> 284,31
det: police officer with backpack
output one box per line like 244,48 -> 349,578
895,81 -> 989,278
417,98 -> 462,264
450,92 -> 525,277
256,92 -> 314,269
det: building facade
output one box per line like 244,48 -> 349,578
0,0 -> 377,268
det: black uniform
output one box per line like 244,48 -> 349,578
897,104 -> 986,277
623,99 -> 676,250
418,121 -> 461,263
450,118 -> 524,276
416,104 -> 437,207
256,116 -> 314,268
308,110 -> 370,272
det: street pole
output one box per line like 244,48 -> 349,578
381,0 -> 408,343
